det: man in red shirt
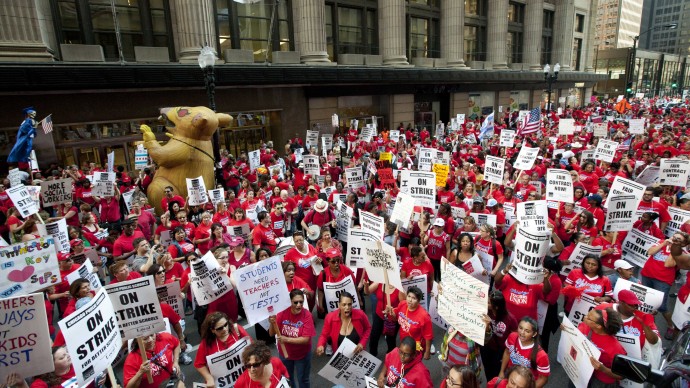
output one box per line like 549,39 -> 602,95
252,211 -> 278,253
161,185 -> 186,212
113,218 -> 145,262
596,289 -> 659,348
347,126 -> 358,154
486,199 -> 507,240
269,202 -> 287,238
638,187 -> 671,232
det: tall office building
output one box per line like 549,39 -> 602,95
0,0 -> 603,169
594,0 -> 643,49
639,0 -> 686,54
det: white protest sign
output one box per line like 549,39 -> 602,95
545,169 -> 573,203
106,151 -> 114,172
672,293 -> 690,330
621,229 -> 659,267
400,170 -> 436,208
509,228 -> 550,285
580,149 -> 596,163
438,259 -> 489,345
58,288 -> 121,386
7,185 -> 39,218
323,276 -> 360,312
334,200 -> 353,243
470,213 -> 497,228
294,148 -> 304,163
594,139 -> 618,163
484,156 -> 505,185
499,129 -> 515,147
360,126 -> 374,142
0,238 -> 60,298
389,130 -> 400,143
346,229 -> 380,268
122,190 -> 135,213
134,148 -> 148,170
614,278 -> 664,314
190,251 -> 232,306
186,176 -> 209,206
227,223 -> 251,245
636,165 -> 659,187
306,130 -> 319,147
345,167 -> 364,189
248,149 -> 261,172
207,336 -> 251,388
667,207 -> 690,238
66,260 -> 102,292
592,123 -> 608,137
322,133 -> 333,151
557,316 -> 601,388
37,218 -> 70,254
560,243 -> 603,276
607,176 -> 645,209
359,209 -> 385,240
659,159 -> 690,186
603,195 -> 638,232
104,276 -> 165,340
318,338 -> 382,387
417,148 -> 435,172
92,172 -> 115,197
0,292 -> 53,382
390,192 -> 415,228
513,147 -> 540,170
231,255 -> 290,325
429,282 -> 450,330
517,200 -> 549,233
628,118 -> 645,134
559,118 -> 575,135
363,240 -> 404,291
568,293 -> 598,326
462,254 -> 490,285
156,281 -> 184,318
8,168 -> 22,187
208,188 -> 225,207
40,178 -> 73,207
302,155 -> 320,176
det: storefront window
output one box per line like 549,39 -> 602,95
221,110 -> 280,157
510,91 -> 530,111
468,92 -> 495,120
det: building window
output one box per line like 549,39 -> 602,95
216,0 -> 293,62
572,38 -> 582,70
53,0 -> 173,61
508,1 -> 524,23
464,25 -> 486,62
542,10 -> 554,66
507,31 -> 523,64
575,14 -> 585,32
325,2 -> 378,61
465,0 -> 488,17
338,7 -> 364,54
543,9 -> 554,29
408,0 -> 438,6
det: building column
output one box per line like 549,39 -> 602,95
584,0 -> 599,72
486,0 -> 509,70
378,0 -> 409,66
524,0 -> 544,71
440,0 -> 467,68
294,0 -> 331,64
553,0 -> 575,71
174,0 -> 216,63
0,0 -> 54,61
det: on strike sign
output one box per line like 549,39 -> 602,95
400,170 -> 436,208
484,156 -> 505,185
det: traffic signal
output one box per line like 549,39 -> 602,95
626,82 -> 633,93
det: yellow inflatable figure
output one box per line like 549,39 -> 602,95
141,106 -> 232,215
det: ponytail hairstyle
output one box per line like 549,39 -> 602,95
518,317 -> 541,371
597,307 -> 623,335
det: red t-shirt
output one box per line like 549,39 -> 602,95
112,231 -> 145,257
276,307 -> 316,360
234,357 -> 289,388
394,303 -> 434,349
504,331 -> 550,379
123,333 -> 180,388
425,230 -> 450,260
193,325 -> 251,368
284,245 -> 319,291
401,258 -> 434,293
252,224 -> 278,252
596,303 -> 659,348
564,269 -> 613,311
641,244 -> 678,285
496,274 -> 544,321
577,322 -> 627,384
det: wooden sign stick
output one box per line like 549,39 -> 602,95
137,338 -> 154,384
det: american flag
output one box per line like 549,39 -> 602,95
41,114 -> 53,134
518,108 -> 541,136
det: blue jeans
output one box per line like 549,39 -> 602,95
640,274 -> 672,312
280,350 -> 312,388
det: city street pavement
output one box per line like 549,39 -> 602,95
113,280 -> 680,387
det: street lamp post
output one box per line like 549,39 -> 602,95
626,23 -> 678,97
544,63 -> 560,111
198,46 -> 223,186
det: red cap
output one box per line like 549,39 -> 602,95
69,239 -> 83,248
58,252 -> 72,262
617,289 -> 641,305
325,248 -> 341,259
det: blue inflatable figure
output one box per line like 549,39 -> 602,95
8,107 -> 38,164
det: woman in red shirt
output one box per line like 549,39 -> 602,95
554,202 -> 578,243
498,317 -> 550,388
212,201 -> 232,227
632,212 -> 665,239
422,218 -> 451,282
366,280 -> 402,358
316,248 -> 356,317
194,311 -> 251,387
235,342 -> 289,388
564,255 -> 613,313
316,292 -> 371,355
193,211 -> 213,255
124,332 -> 182,388
592,230 -> 622,271
487,365 -> 535,388
284,232 -> 319,307
575,308 -> 626,386
474,224 -> 504,277
283,261 -> 313,301
388,286 -> 433,360
578,161 -> 600,194
564,210 -> 598,240
377,336 -> 433,388
494,262 -> 552,321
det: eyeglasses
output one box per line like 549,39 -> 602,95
292,300 -> 304,305
446,376 -> 463,388
246,362 -> 263,369
329,258 -> 341,264
178,217 -> 187,220
156,270 -> 166,275
214,322 -> 229,331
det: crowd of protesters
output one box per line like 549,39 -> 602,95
2,94 -> 690,388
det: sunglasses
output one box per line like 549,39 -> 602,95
292,300 -> 304,305
246,362 -> 263,369
156,270 -> 165,275
329,258 -> 341,264
214,322 -> 229,331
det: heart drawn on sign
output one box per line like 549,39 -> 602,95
7,266 -> 35,282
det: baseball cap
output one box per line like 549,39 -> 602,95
69,239 -> 83,248
614,259 -> 634,270
617,289 -> 641,305
487,199 -> 498,207
228,236 -> 245,247
58,252 -> 72,262
433,218 -> 445,227
325,248 -> 341,259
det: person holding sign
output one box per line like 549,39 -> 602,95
632,212 -> 665,239
387,286 -> 434,360
564,255 -> 613,313
498,317 -> 550,388
474,224 -> 504,278
494,263 -> 552,321
284,232 -> 319,307
596,289 -> 660,349
124,332 -> 183,388
422,218 -> 451,282
316,248 -> 356,318
234,342 -> 290,387
268,289 -> 316,388
366,280 -> 402,358
564,209 -> 599,240
377,336 -> 433,388
638,188 -> 671,232
316,291 -> 371,356
194,312 -> 251,388
568,308 -> 626,387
